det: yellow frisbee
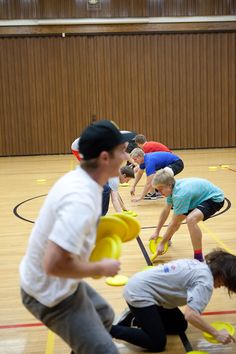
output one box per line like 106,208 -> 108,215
96,215 -> 128,242
119,182 -> 129,187
110,234 -> 122,258
149,237 -> 169,255
142,265 -> 155,271
105,274 -> 128,286
203,321 -> 235,343
208,166 -> 218,171
123,210 -> 138,217
187,351 -> 209,354
90,236 -> 121,262
113,213 -> 141,242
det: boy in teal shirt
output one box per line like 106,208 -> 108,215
150,169 -> 224,261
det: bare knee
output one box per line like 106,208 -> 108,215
186,214 -> 199,227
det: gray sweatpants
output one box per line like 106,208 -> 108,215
21,281 -> 119,354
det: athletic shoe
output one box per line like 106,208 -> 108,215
144,192 -> 157,200
144,192 -> 153,199
144,192 -> 163,200
113,308 -> 134,327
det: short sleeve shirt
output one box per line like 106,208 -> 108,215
108,177 -> 119,191
139,152 -> 180,176
123,259 -> 213,313
143,141 -> 171,153
19,167 -> 103,307
166,178 -> 224,215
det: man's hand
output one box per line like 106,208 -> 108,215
98,259 -> 121,277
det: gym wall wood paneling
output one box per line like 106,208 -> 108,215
0,0 -> 235,19
0,31 -> 235,156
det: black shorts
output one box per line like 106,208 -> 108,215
168,159 -> 184,176
184,198 -> 224,221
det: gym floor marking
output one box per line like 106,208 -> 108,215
45,330 -> 55,354
199,221 -> 236,256
1,309 -> 236,330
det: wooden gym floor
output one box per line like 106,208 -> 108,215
0,148 -> 236,354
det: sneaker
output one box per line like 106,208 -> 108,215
144,192 -> 152,199
144,192 -> 163,200
113,308 -> 134,327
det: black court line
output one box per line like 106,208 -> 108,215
179,332 -> 193,352
228,167 -> 236,173
136,236 -> 152,266
13,194 -> 47,223
13,195 -> 231,227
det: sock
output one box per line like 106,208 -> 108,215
194,249 -> 204,262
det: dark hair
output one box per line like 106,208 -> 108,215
120,166 -> 135,178
135,134 -> 146,144
205,248 -> 236,295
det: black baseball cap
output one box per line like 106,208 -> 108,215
79,120 -> 134,160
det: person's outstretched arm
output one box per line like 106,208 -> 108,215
150,204 -> 172,239
130,169 -> 144,196
155,213 -> 185,255
133,174 -> 154,201
110,190 -> 123,212
185,306 -> 236,345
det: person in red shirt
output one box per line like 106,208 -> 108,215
134,134 -> 171,154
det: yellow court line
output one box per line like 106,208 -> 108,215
70,160 -> 75,171
45,330 -> 55,354
199,221 -> 236,255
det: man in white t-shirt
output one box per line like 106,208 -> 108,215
19,120 -> 134,354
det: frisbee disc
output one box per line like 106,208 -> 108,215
142,265 -> 155,271
149,237 -> 169,255
96,215 -> 128,242
105,274 -> 128,286
187,351 -> 209,354
119,182 -> 129,187
113,213 -> 141,242
110,234 -> 122,258
208,166 -> 217,171
123,210 -> 138,217
203,321 -> 235,343
90,236 -> 121,262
